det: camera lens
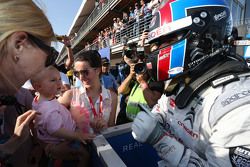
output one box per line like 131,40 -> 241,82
134,62 -> 146,74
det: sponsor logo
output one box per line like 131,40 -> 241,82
148,24 -> 172,41
221,89 -> 250,107
183,96 -> 203,128
214,10 -> 227,21
122,141 -> 143,152
190,156 -> 205,167
178,121 -> 199,139
157,142 -> 176,155
235,147 -> 250,159
169,98 -> 176,109
184,110 -> 195,129
159,53 -> 169,60
188,55 -> 208,68
212,75 -> 237,87
168,67 -> 183,75
230,147 -> 250,166
148,16 -> 192,41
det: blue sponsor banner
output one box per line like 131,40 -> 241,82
244,34 -> 250,59
106,132 -> 161,167
99,47 -> 110,60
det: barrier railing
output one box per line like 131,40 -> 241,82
58,3 -> 250,64
57,0 -> 119,64
80,15 -> 153,54
72,0 -> 118,47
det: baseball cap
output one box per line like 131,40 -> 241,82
102,57 -> 110,66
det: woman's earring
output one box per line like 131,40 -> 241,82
14,56 -> 19,62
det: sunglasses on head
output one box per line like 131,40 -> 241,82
73,68 -> 96,78
27,33 -> 58,67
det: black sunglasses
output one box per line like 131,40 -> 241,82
73,68 -> 96,78
27,33 -> 58,67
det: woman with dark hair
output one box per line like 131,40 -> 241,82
59,50 -> 117,134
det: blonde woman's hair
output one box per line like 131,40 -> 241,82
0,0 -> 54,43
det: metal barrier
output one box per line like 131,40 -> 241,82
92,123 -> 161,167
72,0 -> 119,48
57,0 -> 120,64
80,14 -> 153,54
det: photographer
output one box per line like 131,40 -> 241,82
116,60 -> 131,125
118,43 -> 164,121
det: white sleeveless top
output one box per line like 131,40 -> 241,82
70,85 -> 111,133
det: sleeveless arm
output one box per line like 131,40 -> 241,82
57,89 -> 73,108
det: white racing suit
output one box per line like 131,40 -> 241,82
135,73 -> 250,167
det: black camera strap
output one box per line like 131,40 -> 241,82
0,95 -> 25,115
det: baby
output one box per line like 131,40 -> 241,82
31,65 -> 95,166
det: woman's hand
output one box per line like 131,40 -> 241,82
14,110 -> 38,142
90,117 -> 108,132
0,110 -> 38,155
76,131 -> 95,144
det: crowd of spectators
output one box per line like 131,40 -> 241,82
84,0 -> 161,51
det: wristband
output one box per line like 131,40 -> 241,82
66,45 -> 71,48
140,82 -> 148,90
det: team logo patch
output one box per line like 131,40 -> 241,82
230,146 -> 250,167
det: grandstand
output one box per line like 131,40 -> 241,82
56,0 -> 250,66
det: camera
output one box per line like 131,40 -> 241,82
123,48 -> 134,59
134,62 -> 147,74
136,47 -> 145,60
123,44 -> 145,61
123,42 -> 138,59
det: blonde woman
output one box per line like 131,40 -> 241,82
0,0 -> 57,164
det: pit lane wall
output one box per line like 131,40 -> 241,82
92,123 -> 161,167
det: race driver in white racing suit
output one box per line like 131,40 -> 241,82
131,0 -> 250,166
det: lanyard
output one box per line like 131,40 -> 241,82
87,94 -> 103,118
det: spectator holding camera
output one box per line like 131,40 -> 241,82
118,43 -> 164,121
115,60 -> 131,125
